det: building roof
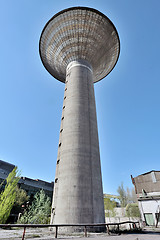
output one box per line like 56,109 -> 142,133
137,170 -> 160,176
132,171 -> 160,195
0,160 -> 54,192
0,159 -> 15,172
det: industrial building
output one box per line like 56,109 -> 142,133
0,159 -> 54,199
131,171 -> 160,226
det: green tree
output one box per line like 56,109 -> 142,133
18,189 -> 51,224
126,203 -> 140,217
104,197 -> 117,217
117,182 -> 127,207
126,187 -> 137,203
0,167 -> 20,223
11,186 -> 29,214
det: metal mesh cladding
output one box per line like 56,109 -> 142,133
39,7 -> 120,83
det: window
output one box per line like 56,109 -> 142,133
151,171 -> 157,183
61,116 -> 64,120
57,159 -> 60,164
60,129 -> 63,133
58,143 -> 61,147
64,96 -> 66,100
65,87 -> 67,91
63,106 -> 65,109
55,178 -> 58,183
144,213 -> 154,226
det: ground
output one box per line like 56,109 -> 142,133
0,227 -> 160,240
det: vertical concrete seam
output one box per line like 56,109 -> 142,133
87,68 -> 94,223
52,79 -> 68,222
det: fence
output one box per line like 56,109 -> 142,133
0,221 -> 139,239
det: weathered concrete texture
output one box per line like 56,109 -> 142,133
50,60 -> 105,230
39,7 -> 120,233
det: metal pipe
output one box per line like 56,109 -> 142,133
84,226 -> 87,237
21,227 -> 26,240
55,226 -> 58,238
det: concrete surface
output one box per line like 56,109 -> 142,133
51,60 -> 105,229
1,227 -> 160,240
39,7 -> 120,83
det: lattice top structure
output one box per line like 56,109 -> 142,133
39,6 -> 120,83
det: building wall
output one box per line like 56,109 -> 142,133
0,160 -> 15,183
105,217 -> 140,229
18,177 -> 54,199
138,199 -> 160,225
132,171 -> 160,226
0,160 -> 54,199
133,171 -> 160,194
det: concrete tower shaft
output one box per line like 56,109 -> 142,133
39,6 -> 120,231
51,60 -> 105,226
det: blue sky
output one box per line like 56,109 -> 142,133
0,0 -> 160,195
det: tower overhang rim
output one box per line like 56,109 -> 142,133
39,6 -> 120,84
